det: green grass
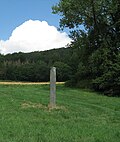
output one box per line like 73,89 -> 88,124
0,84 -> 120,142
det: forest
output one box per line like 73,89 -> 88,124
0,47 -> 73,82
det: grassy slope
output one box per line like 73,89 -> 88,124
0,84 -> 120,142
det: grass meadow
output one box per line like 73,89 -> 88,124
0,84 -> 120,142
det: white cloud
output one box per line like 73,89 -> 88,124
0,20 -> 72,54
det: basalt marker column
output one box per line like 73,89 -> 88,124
50,67 -> 56,108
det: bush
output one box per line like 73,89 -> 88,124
92,71 -> 120,97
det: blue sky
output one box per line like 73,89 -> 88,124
0,0 -> 72,54
0,0 -> 60,40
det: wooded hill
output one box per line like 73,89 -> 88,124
0,47 -> 74,82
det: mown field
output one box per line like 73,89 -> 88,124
0,84 -> 120,142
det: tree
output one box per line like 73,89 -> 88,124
52,0 -> 120,96
53,61 -> 72,81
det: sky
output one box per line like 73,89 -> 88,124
0,0 -> 72,54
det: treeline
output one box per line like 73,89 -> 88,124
0,48 -> 74,82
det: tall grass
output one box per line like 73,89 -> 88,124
0,84 -> 120,142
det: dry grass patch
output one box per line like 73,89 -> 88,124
21,101 -> 67,111
48,104 -> 67,111
21,101 -> 46,109
0,81 -> 64,85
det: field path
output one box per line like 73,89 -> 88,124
0,81 -> 64,85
